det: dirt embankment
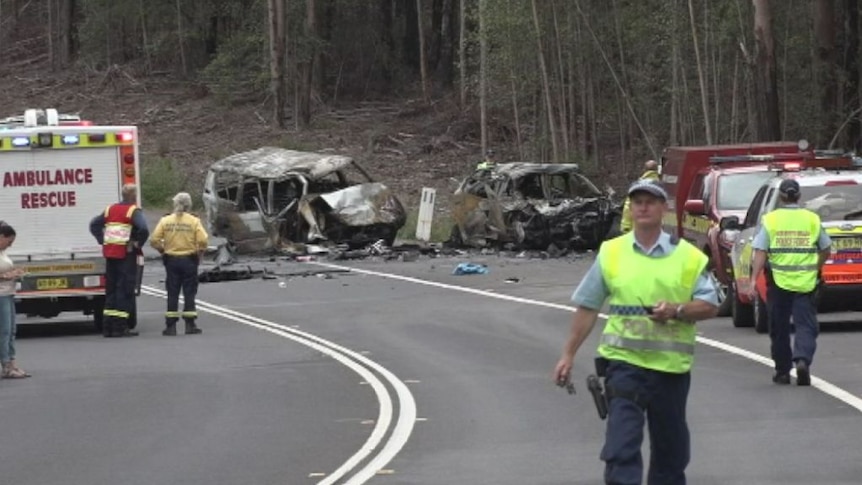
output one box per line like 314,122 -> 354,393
0,63 -> 635,235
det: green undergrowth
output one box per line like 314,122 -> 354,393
397,208 -> 453,243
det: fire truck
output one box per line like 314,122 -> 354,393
0,108 -> 142,330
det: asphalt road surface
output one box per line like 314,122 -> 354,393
3,250 -> 862,485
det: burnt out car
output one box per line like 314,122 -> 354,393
449,163 -> 620,251
202,148 -> 407,253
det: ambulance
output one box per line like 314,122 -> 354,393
0,108 -> 141,330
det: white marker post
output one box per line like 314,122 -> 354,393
416,187 -> 436,241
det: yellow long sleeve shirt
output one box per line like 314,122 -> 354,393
149,212 -> 209,256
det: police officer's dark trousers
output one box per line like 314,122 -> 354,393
164,254 -> 200,334
767,283 -> 818,375
103,254 -> 137,337
601,360 -> 691,485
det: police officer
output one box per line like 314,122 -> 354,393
149,192 -> 209,336
620,160 -> 660,233
553,179 -> 719,485
475,149 -> 496,171
89,184 -> 149,337
747,179 -> 831,386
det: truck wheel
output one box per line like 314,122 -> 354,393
730,283 -> 754,328
754,293 -> 769,334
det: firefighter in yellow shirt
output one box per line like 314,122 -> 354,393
149,192 -> 209,336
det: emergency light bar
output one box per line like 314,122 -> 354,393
708,153 -> 811,164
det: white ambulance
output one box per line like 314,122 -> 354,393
0,108 -> 142,330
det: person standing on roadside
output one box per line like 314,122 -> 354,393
620,160 -> 660,233
0,222 -> 30,378
553,179 -> 719,484
149,192 -> 209,336
747,178 -> 831,386
89,184 -> 149,338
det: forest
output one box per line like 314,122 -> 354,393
2,0 -> 861,210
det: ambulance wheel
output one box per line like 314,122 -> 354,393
754,293 -> 769,334
730,283 -> 754,328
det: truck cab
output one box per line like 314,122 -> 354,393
659,141 -> 814,315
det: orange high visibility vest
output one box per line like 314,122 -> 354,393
102,203 -> 138,259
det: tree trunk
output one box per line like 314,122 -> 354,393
380,0 -> 394,87
550,0 -> 570,161
268,0 -> 287,128
670,0 -> 680,146
403,0 -> 419,70
845,0 -> 860,149
479,0 -> 488,154
438,0 -> 454,87
814,0 -> 837,144
298,0 -> 316,127
48,0 -> 54,70
459,0 -> 467,108
753,0 -> 781,140
417,0 -> 429,102
688,0 -> 713,144
175,0 -> 188,76
139,0 -> 151,74
429,0 -> 443,70
531,0 -> 559,162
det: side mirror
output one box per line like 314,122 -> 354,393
719,216 -> 741,231
683,199 -> 706,216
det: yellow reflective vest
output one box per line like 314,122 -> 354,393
597,233 -> 707,374
761,208 -> 821,293
620,170 -> 660,232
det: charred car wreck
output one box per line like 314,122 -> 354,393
449,163 -> 620,251
203,148 -> 407,253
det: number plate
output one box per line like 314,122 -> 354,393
832,237 -> 862,251
36,278 -> 69,290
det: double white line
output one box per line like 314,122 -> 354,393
141,285 -> 417,484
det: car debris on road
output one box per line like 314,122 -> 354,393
202,147 -> 407,254
447,162 -> 621,252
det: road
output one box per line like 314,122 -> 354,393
2,250 -> 862,485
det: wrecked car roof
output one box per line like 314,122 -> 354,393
487,162 -> 584,177
208,147 -> 355,180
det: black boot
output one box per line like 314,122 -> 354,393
185,319 -> 202,335
163,318 -> 178,336
102,318 -> 116,338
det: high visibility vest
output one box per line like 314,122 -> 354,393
597,233 -> 707,374
476,160 -> 495,170
103,203 -> 138,259
620,170 -> 661,232
761,208 -> 821,293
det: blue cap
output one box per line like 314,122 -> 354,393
778,178 -> 800,197
627,179 -> 669,200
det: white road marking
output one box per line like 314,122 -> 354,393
312,262 -> 862,414
141,286 -> 417,485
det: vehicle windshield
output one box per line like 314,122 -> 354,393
799,183 -> 862,221
717,172 -> 778,210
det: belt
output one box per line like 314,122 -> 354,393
163,253 -> 198,259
